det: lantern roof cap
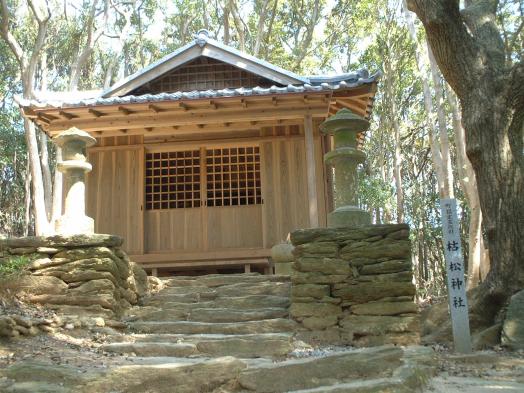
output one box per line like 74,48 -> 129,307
320,108 -> 370,134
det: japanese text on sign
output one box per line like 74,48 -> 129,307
440,198 -> 472,353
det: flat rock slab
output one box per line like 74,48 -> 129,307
425,376 -> 524,393
130,318 -> 297,335
102,333 -> 293,358
100,342 -> 197,357
187,307 -> 288,323
89,356 -> 246,393
502,289 -> 524,350
215,282 -> 291,297
238,346 -> 404,392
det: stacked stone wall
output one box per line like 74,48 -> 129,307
0,234 -> 148,319
289,224 -> 420,346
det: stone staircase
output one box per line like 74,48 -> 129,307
92,273 -> 436,393
0,273 -> 437,392
101,273 -> 296,359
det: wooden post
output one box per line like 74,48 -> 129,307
440,198 -> 472,353
304,115 -> 319,227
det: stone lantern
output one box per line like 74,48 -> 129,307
320,108 -> 371,228
53,127 -> 97,235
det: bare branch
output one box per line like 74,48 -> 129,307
0,0 -> 25,65
407,0 -> 481,99
26,0 -> 51,98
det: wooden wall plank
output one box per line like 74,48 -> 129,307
304,115 -> 319,227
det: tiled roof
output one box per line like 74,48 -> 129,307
17,71 -> 379,110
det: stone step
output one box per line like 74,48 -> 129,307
161,273 -> 289,288
140,291 -> 216,306
237,347 -> 404,393
287,378 -> 418,393
1,356 -> 246,393
187,307 -> 288,323
140,292 -> 200,305
126,306 -> 288,323
100,333 -> 293,358
214,281 -> 291,297
129,318 -> 296,335
100,342 -> 198,357
155,295 -> 291,310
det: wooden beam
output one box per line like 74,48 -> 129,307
88,108 -> 104,117
129,248 -> 272,263
59,110 -> 77,120
88,134 -> 304,152
148,104 -> 165,113
46,106 -> 328,132
118,106 -> 133,115
304,114 -> 319,228
67,119 -> 300,138
134,258 -> 270,270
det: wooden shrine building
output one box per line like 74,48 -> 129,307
18,30 -> 378,275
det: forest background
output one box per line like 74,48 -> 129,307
0,0 -> 522,301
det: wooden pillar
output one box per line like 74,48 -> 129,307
304,115 -> 319,227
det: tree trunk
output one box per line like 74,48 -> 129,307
428,46 -> 454,197
407,0 -> 524,328
38,131 -> 52,220
447,88 -> 489,289
23,159 -> 31,237
23,116 -> 51,235
401,0 -> 447,197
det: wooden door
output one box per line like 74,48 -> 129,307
204,146 -> 263,249
144,145 -> 263,253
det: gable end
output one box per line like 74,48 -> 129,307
128,57 -> 280,96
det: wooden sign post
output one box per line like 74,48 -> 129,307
440,198 -> 472,353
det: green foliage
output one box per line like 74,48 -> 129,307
0,255 -> 31,277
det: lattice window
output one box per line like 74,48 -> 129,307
206,147 -> 262,207
131,58 -> 276,95
145,150 -> 201,210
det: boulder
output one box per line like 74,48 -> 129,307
271,243 -> 295,262
340,239 -> 411,260
291,284 -> 330,299
359,260 -> 412,275
350,301 -> 418,316
0,234 -> 123,249
333,281 -> 416,303
9,247 -> 37,255
291,296 -> 340,304
54,247 -> 115,261
69,279 -> 116,295
291,271 -> 347,284
340,314 -> 420,335
357,271 -> 413,282
290,302 -> 342,318
501,289 -> 524,350
302,315 -> 339,330
2,274 -> 67,295
473,323 -> 502,350
293,242 -> 339,257
295,257 -> 350,275
0,316 -> 16,337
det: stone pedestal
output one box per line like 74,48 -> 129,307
321,109 -> 370,228
53,128 -> 96,235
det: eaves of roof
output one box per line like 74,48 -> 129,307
16,71 -> 379,110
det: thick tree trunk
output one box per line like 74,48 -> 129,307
408,0 -> 524,328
